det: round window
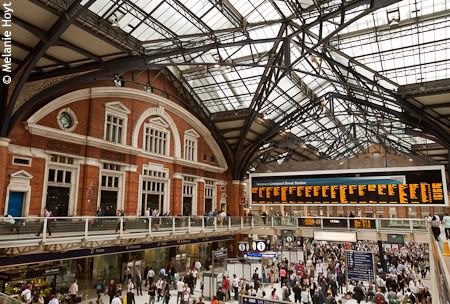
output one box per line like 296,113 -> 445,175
58,111 -> 74,129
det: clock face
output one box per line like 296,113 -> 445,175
59,112 -> 73,129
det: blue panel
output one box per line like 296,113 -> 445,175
8,192 -> 24,217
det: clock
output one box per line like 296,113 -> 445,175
58,111 -> 73,129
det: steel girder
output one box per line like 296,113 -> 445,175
0,0 -> 96,137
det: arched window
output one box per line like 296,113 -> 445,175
143,117 -> 170,156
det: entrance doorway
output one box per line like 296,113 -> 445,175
7,192 -> 24,217
183,197 -> 193,216
100,190 -> 118,216
46,186 -> 70,216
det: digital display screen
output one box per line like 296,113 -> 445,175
346,251 -> 375,282
249,166 -> 448,206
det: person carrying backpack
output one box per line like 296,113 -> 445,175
374,288 -> 386,304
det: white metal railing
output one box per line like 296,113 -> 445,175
431,231 -> 450,304
0,215 -> 427,248
0,292 -> 24,304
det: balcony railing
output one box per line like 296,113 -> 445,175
0,216 -> 427,248
430,232 -> 450,304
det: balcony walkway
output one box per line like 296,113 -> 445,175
0,215 -> 428,249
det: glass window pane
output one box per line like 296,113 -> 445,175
57,170 -> 64,183
48,169 -> 55,182
65,171 -> 71,183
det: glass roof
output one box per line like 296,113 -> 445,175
83,0 -> 446,163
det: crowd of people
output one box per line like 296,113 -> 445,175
82,239 -> 430,304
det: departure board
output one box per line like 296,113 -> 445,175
250,166 -> 448,206
346,251 -> 375,282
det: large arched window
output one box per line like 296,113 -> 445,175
143,117 -> 170,156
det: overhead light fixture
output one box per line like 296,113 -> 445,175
388,18 -> 399,27
285,128 -> 291,133
387,9 -> 400,28
408,158 -> 413,162
110,14 -> 120,27
213,63 -> 221,68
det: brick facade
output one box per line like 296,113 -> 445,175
0,71 -> 242,217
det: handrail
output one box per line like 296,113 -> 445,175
1,215 -> 428,221
0,292 -> 24,304
0,215 -> 428,248
431,236 -> 450,304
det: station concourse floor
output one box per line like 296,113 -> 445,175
80,275 -> 432,304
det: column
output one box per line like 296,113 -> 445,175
125,170 -> 139,216
78,164 -> 100,216
397,206 -> 407,218
0,138 -> 10,214
172,173 -> 183,216
197,179 -> 205,216
227,180 -> 242,216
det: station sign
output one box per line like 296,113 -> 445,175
345,250 -> 375,282
252,240 -> 268,252
244,252 -> 278,259
238,242 -> 250,252
250,166 -> 448,206
213,249 -> 228,258
0,235 -> 234,267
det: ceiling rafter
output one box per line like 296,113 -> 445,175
1,0 -> 96,137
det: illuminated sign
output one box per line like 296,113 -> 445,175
249,166 -> 448,206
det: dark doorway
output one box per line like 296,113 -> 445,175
100,190 -> 118,216
183,197 -> 193,216
46,186 -> 70,216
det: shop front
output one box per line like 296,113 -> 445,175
0,264 -> 79,303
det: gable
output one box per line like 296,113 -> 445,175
148,117 -> 169,129
105,101 -> 131,114
10,170 -> 33,179
185,129 -> 200,138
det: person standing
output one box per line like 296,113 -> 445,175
108,280 -> 117,304
442,213 -> 450,240
111,292 -> 122,304
176,278 -> 185,304
21,284 -> 32,303
96,207 -> 104,226
135,269 -> 143,296
68,279 -> 78,304
252,268 -> 260,290
127,278 -> 135,304
147,266 -> 155,287
232,274 -> 240,300
223,275 -> 230,301
148,282 -> 157,304
36,208 -> 52,237
430,215 -> 441,240
48,294 -> 59,304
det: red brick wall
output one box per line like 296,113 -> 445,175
2,70 -> 231,216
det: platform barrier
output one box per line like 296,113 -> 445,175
0,215 -> 428,249
431,232 -> 450,304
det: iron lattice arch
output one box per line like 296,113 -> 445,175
2,0 -> 450,179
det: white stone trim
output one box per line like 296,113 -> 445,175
5,170 -> 33,217
139,163 -> 170,215
173,173 -> 183,180
0,138 -> 11,147
104,107 -> 128,145
41,155 -> 80,216
133,106 -> 180,158
57,107 -> 78,132
12,156 -> 32,167
183,129 -> 198,162
22,125 -> 226,173
26,87 -> 227,170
